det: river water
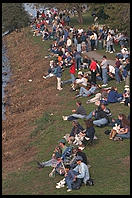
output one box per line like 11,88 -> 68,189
2,40 -> 11,120
2,3 -> 48,120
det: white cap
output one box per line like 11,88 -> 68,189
78,71 -> 83,75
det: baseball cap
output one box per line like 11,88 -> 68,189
58,139 -> 66,144
76,156 -> 83,161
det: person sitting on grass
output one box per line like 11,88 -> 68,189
37,146 -> 62,168
64,165 -> 79,192
114,114 -> 130,139
75,82 -> 97,98
62,101 -> 87,121
85,103 -> 112,127
72,72 -> 87,91
83,119 -> 96,144
64,120 -> 84,144
72,156 -> 90,189
106,86 -> 123,103
43,60 -> 58,79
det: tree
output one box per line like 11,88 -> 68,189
34,3 -> 84,24
2,3 -> 30,33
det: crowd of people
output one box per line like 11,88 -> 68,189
31,8 -> 130,192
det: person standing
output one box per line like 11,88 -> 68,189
75,52 -> 81,70
90,33 -> 95,51
90,58 -> 97,84
115,57 -> 121,83
62,59 -> 76,85
76,34 -> 82,53
100,56 -> 108,87
106,32 -> 111,53
55,62 -> 63,91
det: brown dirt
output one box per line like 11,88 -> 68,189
121,156 -> 130,169
2,28 -> 61,178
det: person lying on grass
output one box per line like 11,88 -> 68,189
62,101 -> 87,121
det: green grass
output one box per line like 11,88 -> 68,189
2,24 -> 130,195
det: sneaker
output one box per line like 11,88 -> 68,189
36,161 -> 44,168
43,76 -> 47,79
56,185 -> 65,189
102,84 -> 108,87
57,88 -> 63,91
75,94 -> 80,98
62,116 -> 68,120
67,189 -> 72,192
94,135 -> 98,140
110,51 -> 113,53
85,137 -> 90,140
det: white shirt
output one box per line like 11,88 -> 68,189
75,77 -> 87,86
109,65 -> 115,74
94,33 -> 97,40
67,39 -> 72,47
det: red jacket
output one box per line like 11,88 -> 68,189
70,62 -> 76,74
90,61 -> 97,71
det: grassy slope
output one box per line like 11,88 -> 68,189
2,18 -> 130,195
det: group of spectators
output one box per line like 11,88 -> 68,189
32,8 -> 130,192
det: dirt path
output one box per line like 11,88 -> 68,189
84,51 -> 115,65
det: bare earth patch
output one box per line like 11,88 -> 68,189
2,28 -> 61,178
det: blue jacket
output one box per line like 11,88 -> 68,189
107,90 -> 122,103
55,66 -> 62,78
61,146 -> 72,160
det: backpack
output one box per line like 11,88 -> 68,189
104,129 -> 111,135
86,177 -> 94,186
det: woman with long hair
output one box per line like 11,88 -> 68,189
115,114 -> 130,139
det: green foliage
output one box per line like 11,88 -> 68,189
2,3 -> 30,33
89,3 -> 130,35
30,112 -> 53,138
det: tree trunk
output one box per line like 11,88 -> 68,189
77,10 -> 83,24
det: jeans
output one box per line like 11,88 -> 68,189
68,114 -> 86,120
106,42 -> 110,52
86,43 -> 89,52
93,118 -> 108,126
77,44 -> 81,52
41,159 -> 58,167
116,131 -> 130,139
65,177 -> 74,190
95,40 -> 98,48
79,86 -> 96,97
115,67 -> 121,83
102,68 -> 108,84
63,74 -> 75,84
85,111 -> 94,120
74,38 -> 77,47
85,111 -> 108,126
76,57 -> 81,70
